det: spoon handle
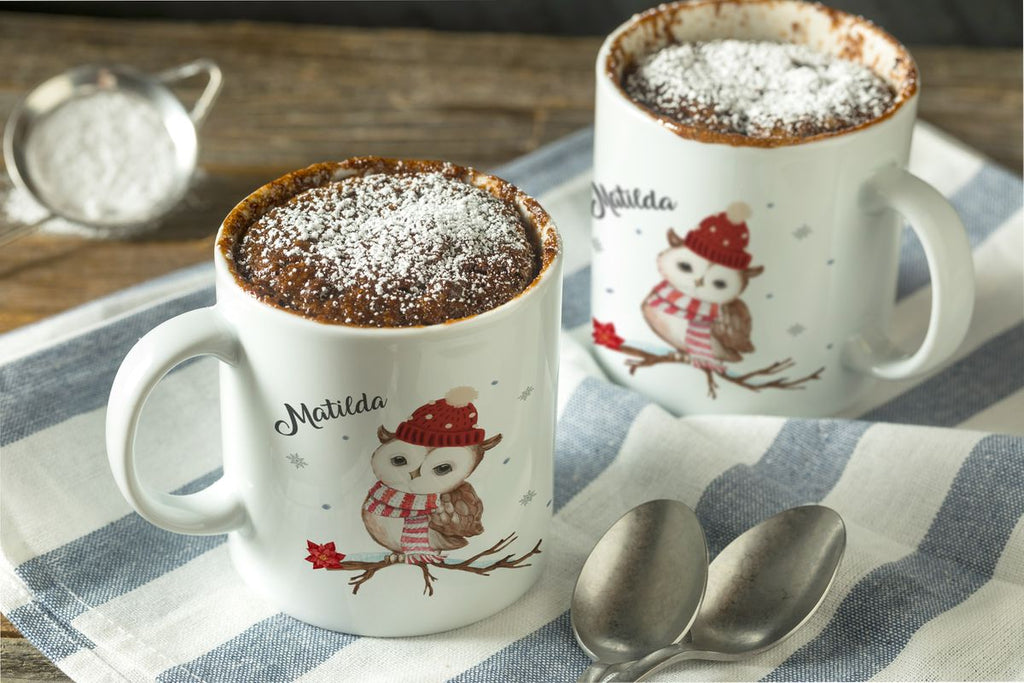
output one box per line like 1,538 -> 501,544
576,662 -> 612,683
602,645 -> 709,682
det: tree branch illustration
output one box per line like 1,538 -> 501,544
417,534 -> 542,596
717,358 -> 825,392
322,534 -> 542,595
699,359 -> 825,399
621,344 -> 689,374
602,340 -> 823,398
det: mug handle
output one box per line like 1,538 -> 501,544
156,59 -> 224,129
843,165 -> 975,380
106,307 -> 247,535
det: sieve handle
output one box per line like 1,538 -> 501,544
0,214 -> 51,247
157,59 -> 223,129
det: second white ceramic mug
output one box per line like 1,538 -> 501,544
591,0 -> 974,416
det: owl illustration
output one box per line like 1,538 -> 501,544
642,202 -> 764,375
361,386 -> 502,564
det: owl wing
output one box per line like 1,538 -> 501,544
428,482 -> 484,547
711,299 -> 755,361
642,301 -> 687,351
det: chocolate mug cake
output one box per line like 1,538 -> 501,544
221,158 -> 548,327
623,39 -> 897,140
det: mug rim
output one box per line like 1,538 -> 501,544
214,157 -> 562,337
598,0 -> 920,149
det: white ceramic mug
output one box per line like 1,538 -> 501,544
106,159 -> 562,636
590,0 -> 974,416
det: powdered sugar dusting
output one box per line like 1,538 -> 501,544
624,40 -> 896,139
232,171 -> 539,327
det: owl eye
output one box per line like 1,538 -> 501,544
432,463 -> 453,476
712,279 -> 728,289
677,262 -> 693,273
390,455 -> 408,467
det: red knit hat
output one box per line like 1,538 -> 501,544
683,202 -> 753,270
395,387 -> 486,448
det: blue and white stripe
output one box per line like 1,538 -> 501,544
1,121 -> 1022,681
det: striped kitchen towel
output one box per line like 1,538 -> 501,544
1,122 -> 1022,682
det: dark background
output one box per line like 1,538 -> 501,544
6,0 -> 1022,46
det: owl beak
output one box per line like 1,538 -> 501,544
409,466 -> 422,480
694,276 -> 704,287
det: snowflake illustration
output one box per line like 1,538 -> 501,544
793,224 -> 812,240
592,236 -> 603,253
518,386 -> 534,401
788,323 -> 807,336
519,490 -> 537,506
286,453 -> 308,469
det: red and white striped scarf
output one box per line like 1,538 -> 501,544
645,280 -> 719,321
363,481 -> 442,563
684,318 -> 725,373
647,281 -> 724,372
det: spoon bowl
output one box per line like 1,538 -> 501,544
571,499 -> 708,679
694,504 -> 846,657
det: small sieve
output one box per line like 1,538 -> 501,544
1,59 -> 222,243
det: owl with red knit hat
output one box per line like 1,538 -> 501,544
642,202 -> 764,379
361,386 -> 502,565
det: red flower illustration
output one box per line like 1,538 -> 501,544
592,318 -> 624,350
305,540 -> 345,569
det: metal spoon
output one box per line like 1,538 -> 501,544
571,499 -> 708,683
603,504 -> 846,682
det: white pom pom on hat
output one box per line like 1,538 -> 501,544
445,386 -> 478,408
726,201 -> 752,223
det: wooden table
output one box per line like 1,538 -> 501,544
0,12 -> 1020,681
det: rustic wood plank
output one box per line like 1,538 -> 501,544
1,615 -> 68,681
0,13 -> 599,172
912,46 -> 1023,170
0,11 -> 1020,678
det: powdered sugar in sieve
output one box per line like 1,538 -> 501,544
2,60 -> 221,243
25,90 -> 179,224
